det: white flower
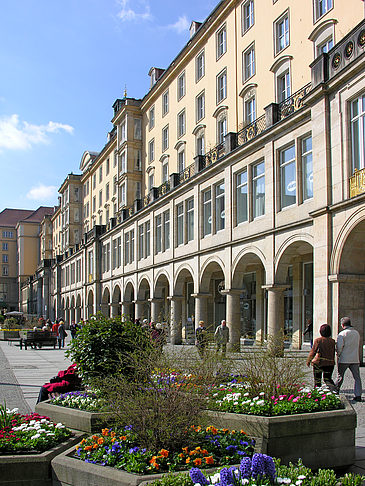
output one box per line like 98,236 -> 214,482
10,408 -> 19,413
253,396 -> 259,401
257,400 -> 265,406
296,481 -> 303,485
298,475 -> 306,479
259,392 -> 265,396
209,473 -> 221,484
31,434 -> 40,440
55,423 -> 65,429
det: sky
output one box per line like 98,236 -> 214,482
0,0 -> 219,210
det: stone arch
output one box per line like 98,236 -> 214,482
137,277 -> 151,320
152,273 -> 170,324
200,257 -> 226,293
70,295 -> 76,326
122,281 -> 135,321
199,258 -> 226,330
173,266 -> 195,343
111,284 -> 122,317
87,290 -> 94,319
101,287 -> 111,317
274,234 -> 314,282
76,293 -> 82,323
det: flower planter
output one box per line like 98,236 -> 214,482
205,396 -> 356,469
35,400 -> 114,434
52,446 -> 218,486
0,432 -> 84,486
0,330 -> 19,340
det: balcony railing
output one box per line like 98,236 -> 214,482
201,143 -> 225,170
237,115 -> 266,147
278,83 -> 312,120
350,168 -> 365,198
179,163 -> 196,184
158,181 -> 170,197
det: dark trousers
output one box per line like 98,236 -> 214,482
36,386 -> 49,404
313,365 -> 334,387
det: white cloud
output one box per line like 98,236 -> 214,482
0,114 -> 74,151
117,0 -> 152,22
26,184 -> 58,202
166,15 -> 190,34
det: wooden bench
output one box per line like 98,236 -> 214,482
19,331 -> 57,350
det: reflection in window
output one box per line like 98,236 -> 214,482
302,136 -> 313,200
215,182 -> 225,231
237,170 -> 248,224
252,161 -> 265,218
351,94 -> 365,172
203,189 -> 212,236
280,145 -> 296,208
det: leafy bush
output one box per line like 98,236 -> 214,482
65,314 -> 153,384
3,317 -> 18,330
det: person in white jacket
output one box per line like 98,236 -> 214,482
335,317 -> 363,402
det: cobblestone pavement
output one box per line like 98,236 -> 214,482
0,340 -> 365,476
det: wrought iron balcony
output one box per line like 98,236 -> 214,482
350,168 -> 365,198
278,83 -> 312,120
238,115 -> 266,147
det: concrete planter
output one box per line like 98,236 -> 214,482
0,432 -> 83,486
0,330 -> 19,340
205,396 -> 356,469
52,446 -> 218,486
36,400 -> 114,434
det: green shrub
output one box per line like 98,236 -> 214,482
65,314 -> 153,384
150,472 -> 193,485
3,317 -> 18,329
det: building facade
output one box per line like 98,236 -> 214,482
20,0 -> 365,352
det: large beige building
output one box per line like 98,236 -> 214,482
20,0 -> 365,353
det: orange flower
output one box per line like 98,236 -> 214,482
206,426 -> 218,435
182,447 -> 189,453
97,438 -> 104,445
195,446 -> 202,451
240,429 -> 246,435
159,449 -> 169,458
102,428 -> 109,436
120,436 -> 127,441
93,443 -> 98,449
111,438 -> 116,443
178,453 -> 184,459
201,449 -> 208,455
92,435 -> 98,441
222,428 -> 229,433
205,456 -> 214,465
149,456 -> 157,464
230,430 -> 236,434
186,457 -> 191,464
80,439 -> 86,445
193,458 -> 202,466
110,431 -> 116,438
84,445 -> 93,451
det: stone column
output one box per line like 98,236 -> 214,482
121,301 -> 131,319
221,290 -> 241,351
255,269 -> 265,344
291,263 -> 302,350
134,300 -> 145,321
192,293 -> 211,330
149,298 -> 162,322
263,285 -> 287,355
168,296 -> 183,345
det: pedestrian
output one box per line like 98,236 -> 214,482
303,318 -> 313,347
57,320 -> 67,348
195,320 -> 208,359
70,321 -> 78,339
335,317 -> 363,402
214,319 -> 229,357
306,324 -> 335,388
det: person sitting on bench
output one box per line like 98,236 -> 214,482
36,363 -> 82,403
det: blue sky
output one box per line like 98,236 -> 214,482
0,0 -> 218,210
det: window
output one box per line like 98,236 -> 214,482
196,91 -> 205,122
2,243 -> 8,251
120,120 -> 126,143
149,139 -> 155,163
245,97 -> 256,123
242,0 -> 254,33
134,118 -> 142,140
163,210 -> 170,251
136,181 -> 141,199
280,144 -> 296,208
99,190 -> 103,207
113,150 -> 118,167
124,229 -> 134,264
2,255 -> 8,263
106,159 -> 110,175
162,90 -> 169,116
203,189 -> 212,236
278,70 -> 290,102
187,198 -> 194,242
102,242 -> 110,273
196,50 -> 205,82
215,182 -> 225,231
217,116 -> 227,144
145,221 -> 150,257
117,236 -> 122,267
216,25 -> 227,59
177,110 -> 186,138
252,161 -> 265,218
2,266 -> 8,276
197,133 -> 205,155
162,159 -> 169,183
113,175 -> 117,195
155,214 -> 162,253
120,183 -> 126,206
275,12 -> 289,55
99,166 -> 103,183
148,172 -> 154,191
149,106 -> 155,130
301,136 -> 313,201
236,170 -> 248,224
92,196 -> 96,212
317,36 -> 333,55
178,149 -> 185,173
314,0 -> 333,21
135,149 -> 142,171
2,232 -> 12,238
351,94 -> 365,171
162,125 -> 169,152
177,203 -> 184,246
217,70 -> 227,104
138,224 -> 144,260
120,151 -> 126,174
93,174 -> 96,189
178,72 -> 185,100
243,44 -> 255,81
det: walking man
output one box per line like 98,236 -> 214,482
335,317 -> 362,402
214,319 -> 229,357
195,320 -> 208,359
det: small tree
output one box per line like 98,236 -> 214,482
65,314 -> 153,384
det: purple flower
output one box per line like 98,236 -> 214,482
128,446 -> 140,454
225,444 -> 237,453
220,467 -> 234,486
189,468 -> 210,485
251,453 -> 266,479
239,457 -> 251,479
263,454 -> 276,480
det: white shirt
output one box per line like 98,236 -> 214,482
336,326 -> 360,364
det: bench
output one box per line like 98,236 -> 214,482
19,331 -> 57,350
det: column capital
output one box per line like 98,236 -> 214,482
191,293 -> 212,299
148,297 -> 164,303
220,288 -> 242,296
262,284 -> 289,292
167,295 -> 183,302
133,300 -> 146,305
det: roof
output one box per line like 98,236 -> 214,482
0,208 -> 34,227
21,206 -> 54,223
